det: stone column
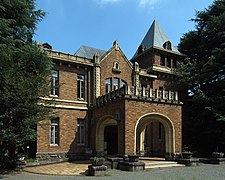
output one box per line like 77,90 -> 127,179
93,54 -> 101,98
133,62 -> 140,87
140,129 -> 145,152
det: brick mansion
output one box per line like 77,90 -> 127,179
36,20 -> 185,160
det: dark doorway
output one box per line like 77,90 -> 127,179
104,125 -> 118,155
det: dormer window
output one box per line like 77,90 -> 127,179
163,41 -> 172,51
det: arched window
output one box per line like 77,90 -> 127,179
121,80 -> 127,88
113,78 -> 119,90
105,78 -> 111,93
105,78 -> 127,93
163,41 -> 172,50
113,62 -> 120,70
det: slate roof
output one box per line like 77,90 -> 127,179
74,45 -> 106,59
133,20 -> 181,57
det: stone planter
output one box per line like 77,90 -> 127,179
212,152 -> 224,158
88,165 -> 107,176
182,152 -> 193,159
128,155 -> 140,162
15,160 -> 26,171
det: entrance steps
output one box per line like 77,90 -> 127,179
139,157 -> 185,169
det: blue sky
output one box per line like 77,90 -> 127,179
34,0 -> 214,59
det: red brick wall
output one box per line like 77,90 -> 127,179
124,99 -> 182,154
54,62 -> 88,101
92,98 -> 182,155
134,52 -> 154,69
37,109 -> 87,153
100,48 -> 133,95
91,99 -> 125,154
37,60 -> 90,155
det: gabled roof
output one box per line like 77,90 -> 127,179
75,45 -> 106,59
100,40 -> 133,69
133,20 -> 182,57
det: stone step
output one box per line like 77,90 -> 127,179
145,163 -> 185,169
143,161 -> 185,169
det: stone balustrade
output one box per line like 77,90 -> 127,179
95,86 -> 181,106
44,49 -> 93,66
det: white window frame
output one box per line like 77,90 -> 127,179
77,74 -> 85,100
50,118 -> 59,146
50,70 -> 59,97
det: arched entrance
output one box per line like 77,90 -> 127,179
135,113 -> 175,157
96,116 -> 118,155
104,125 -> 118,155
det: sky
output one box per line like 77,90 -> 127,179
34,0 -> 214,59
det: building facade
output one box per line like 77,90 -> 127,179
36,20 -> 185,160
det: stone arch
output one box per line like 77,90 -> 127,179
96,115 -> 118,152
135,113 -> 175,156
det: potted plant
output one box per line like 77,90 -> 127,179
181,146 -> 193,159
128,154 -> 140,162
212,152 -> 224,158
90,156 -> 105,166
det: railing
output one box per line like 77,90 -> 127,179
95,86 -> 179,106
44,49 -> 93,65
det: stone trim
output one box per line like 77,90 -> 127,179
134,113 -> 175,156
40,97 -> 88,104
38,102 -> 88,110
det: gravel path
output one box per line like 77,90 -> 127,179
1,164 -> 225,180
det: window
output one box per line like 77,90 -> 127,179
121,80 -> 127,88
160,55 -> 165,66
106,78 -> 126,93
50,118 -> 59,145
171,58 -> 177,68
163,41 -> 172,50
112,61 -> 121,73
113,78 -> 119,90
77,119 -> 85,145
167,57 -> 171,68
113,62 -> 120,70
50,70 -> 59,96
77,74 -> 85,99
105,78 -> 111,93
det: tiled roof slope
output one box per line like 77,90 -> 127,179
75,45 -> 106,59
133,20 -> 182,57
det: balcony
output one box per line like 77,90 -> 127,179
95,86 -> 182,106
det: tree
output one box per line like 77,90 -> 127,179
177,0 -> 225,156
0,0 -> 52,168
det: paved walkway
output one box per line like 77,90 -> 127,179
2,164 -> 225,180
23,158 -> 167,176
24,161 -> 90,176
23,158 -> 170,176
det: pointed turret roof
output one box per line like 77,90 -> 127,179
133,20 -> 181,57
